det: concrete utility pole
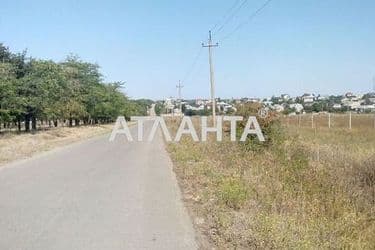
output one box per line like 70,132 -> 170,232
202,31 -> 219,126
176,80 -> 184,113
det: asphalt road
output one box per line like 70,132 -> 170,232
0,121 -> 197,250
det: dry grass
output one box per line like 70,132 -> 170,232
0,124 -> 113,166
166,117 -> 375,249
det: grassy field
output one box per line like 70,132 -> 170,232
166,117 -> 375,249
0,125 -> 113,166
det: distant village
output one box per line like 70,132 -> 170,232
157,92 -> 375,116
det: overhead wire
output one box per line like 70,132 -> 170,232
181,46 -> 203,84
210,0 -> 242,33
219,0 -> 273,42
213,0 -> 249,35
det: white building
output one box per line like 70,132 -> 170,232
341,98 -> 363,110
281,94 -> 290,101
302,94 -> 314,104
164,98 -> 175,113
359,104 -> 375,112
217,101 -> 237,113
273,104 -> 285,113
289,103 -> 304,113
332,103 -> 342,109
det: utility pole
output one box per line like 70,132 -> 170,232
202,31 -> 219,126
176,80 -> 184,113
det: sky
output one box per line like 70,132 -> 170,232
1,0 -> 375,100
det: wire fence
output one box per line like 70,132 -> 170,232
281,113 -> 375,130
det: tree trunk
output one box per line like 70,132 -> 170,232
25,115 -> 30,132
17,118 -> 21,132
31,116 -> 37,131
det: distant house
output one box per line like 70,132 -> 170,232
364,93 -> 375,104
342,97 -> 363,110
195,99 -> 204,106
185,104 -> 204,111
369,93 -> 375,102
281,94 -> 290,101
247,98 -> 261,103
289,103 -> 304,113
351,102 -> 362,110
164,98 -> 175,113
301,94 -> 315,105
344,92 -> 361,101
262,100 -> 273,106
359,104 -> 375,112
332,103 -> 342,109
217,101 -> 236,113
345,92 -> 356,99
317,95 -> 328,101
273,104 -> 284,113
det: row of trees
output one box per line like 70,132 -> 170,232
0,44 -> 150,132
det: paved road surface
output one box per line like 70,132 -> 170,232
0,122 -> 197,250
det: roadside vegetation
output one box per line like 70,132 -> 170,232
0,43 -> 150,133
166,104 -> 374,249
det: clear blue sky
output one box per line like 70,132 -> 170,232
1,0 -> 375,99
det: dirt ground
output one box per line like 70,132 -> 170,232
0,124 -> 114,166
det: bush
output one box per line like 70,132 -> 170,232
235,103 -> 285,151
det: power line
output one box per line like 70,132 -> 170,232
219,0 -> 273,42
212,0 -> 249,35
211,0 -> 242,32
181,46 -> 203,84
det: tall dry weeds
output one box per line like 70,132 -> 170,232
166,113 -> 375,249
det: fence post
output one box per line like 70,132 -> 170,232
328,113 -> 331,128
296,115 -> 298,127
349,112 -> 352,129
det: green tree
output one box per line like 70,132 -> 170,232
0,44 -> 148,133
0,63 -> 18,130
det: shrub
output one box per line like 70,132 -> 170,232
234,103 -> 285,151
